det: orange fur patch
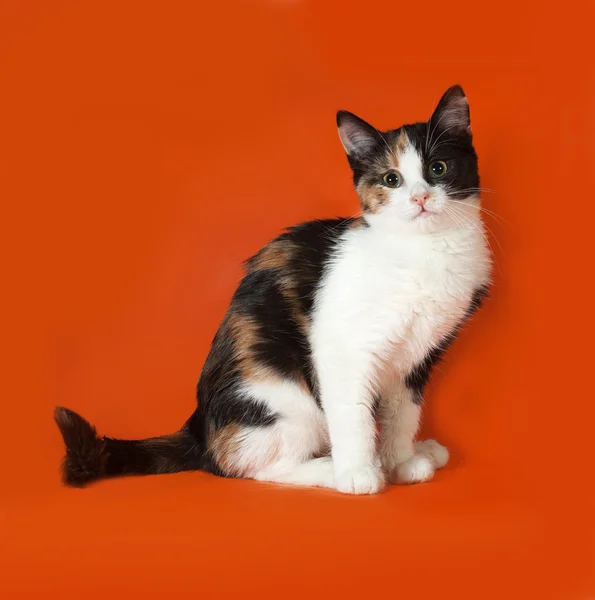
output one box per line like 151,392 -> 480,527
209,421 -> 283,478
226,312 -> 273,381
250,238 -> 294,272
357,183 -> 389,214
393,130 -> 409,160
209,423 -> 244,476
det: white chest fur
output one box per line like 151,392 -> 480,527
311,221 -> 491,379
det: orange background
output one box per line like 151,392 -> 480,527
1,1 -> 593,598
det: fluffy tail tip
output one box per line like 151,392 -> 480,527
54,406 -> 107,487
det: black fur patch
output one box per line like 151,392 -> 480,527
370,392 -> 381,415
103,434 -> 201,478
467,284 -> 490,316
405,123 -> 479,200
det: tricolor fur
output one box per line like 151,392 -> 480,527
55,85 -> 491,494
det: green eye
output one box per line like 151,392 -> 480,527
429,161 -> 448,178
382,172 -> 402,188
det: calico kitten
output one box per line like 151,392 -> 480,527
55,85 -> 491,495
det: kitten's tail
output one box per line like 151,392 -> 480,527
54,407 -> 202,487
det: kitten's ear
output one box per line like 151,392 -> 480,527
429,85 -> 471,138
337,111 -> 382,160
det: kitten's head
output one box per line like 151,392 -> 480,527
337,85 -> 480,233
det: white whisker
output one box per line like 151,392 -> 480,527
445,203 -> 503,275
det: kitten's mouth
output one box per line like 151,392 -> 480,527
414,208 -> 434,219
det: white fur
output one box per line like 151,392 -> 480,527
378,378 -> 421,469
310,144 -> 490,494
241,143 -> 490,494
255,457 -> 336,489
237,378 -> 329,479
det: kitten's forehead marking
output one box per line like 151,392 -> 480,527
394,130 -> 409,158
387,130 -> 410,167
397,143 -> 424,185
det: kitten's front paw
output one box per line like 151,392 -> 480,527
335,465 -> 386,495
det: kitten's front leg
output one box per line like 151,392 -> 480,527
379,379 -> 449,484
317,358 -> 385,495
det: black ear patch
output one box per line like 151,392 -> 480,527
336,111 -> 383,160
429,85 -> 471,138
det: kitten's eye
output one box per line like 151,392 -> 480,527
429,161 -> 448,178
382,172 -> 402,188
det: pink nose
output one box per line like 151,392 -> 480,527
412,193 -> 429,207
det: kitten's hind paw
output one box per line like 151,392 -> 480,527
414,439 -> 449,469
335,465 -> 386,495
389,439 -> 449,485
391,454 -> 435,485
